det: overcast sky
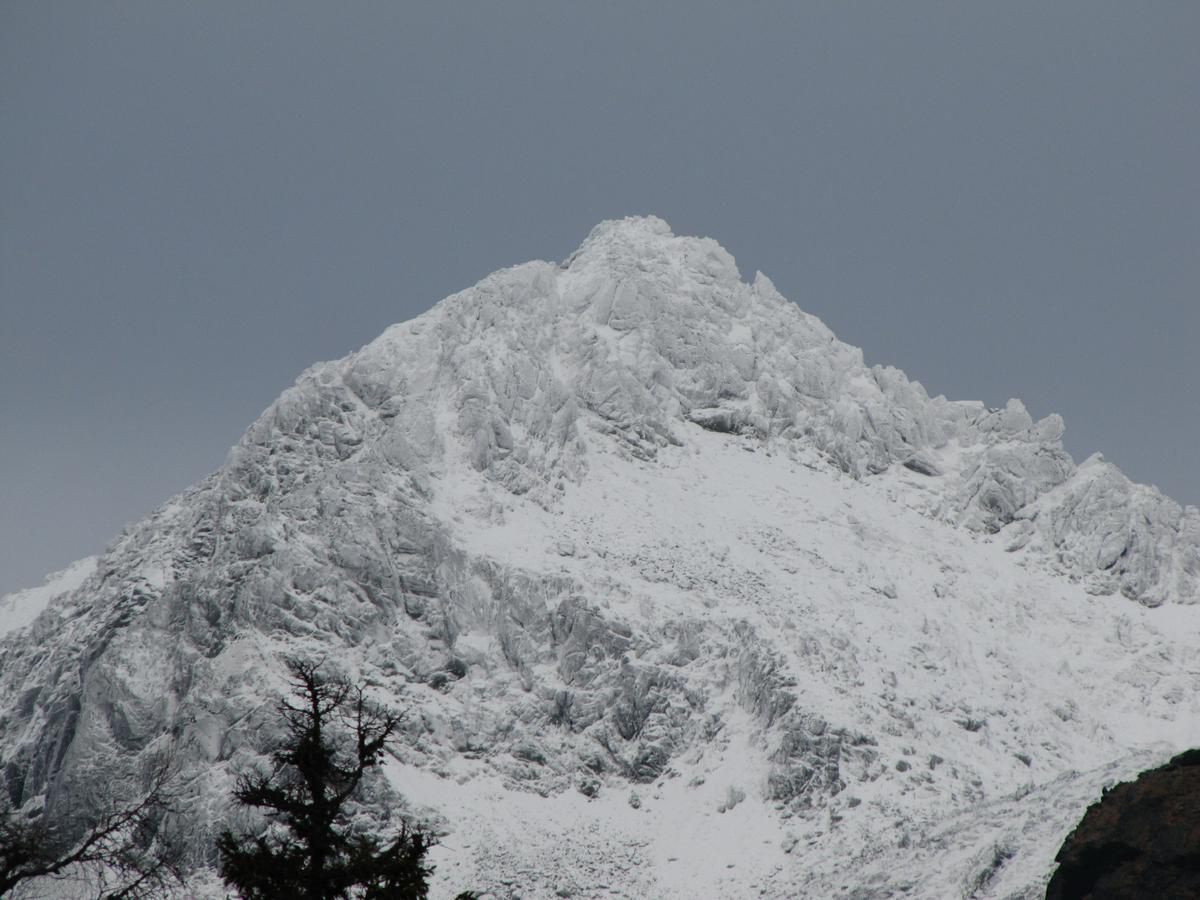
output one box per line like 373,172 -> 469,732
1,2 -> 1196,596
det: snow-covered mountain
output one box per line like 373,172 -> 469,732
2,216 -> 1198,898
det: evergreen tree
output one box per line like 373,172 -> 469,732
217,659 -> 434,899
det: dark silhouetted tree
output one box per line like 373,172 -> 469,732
217,659 -> 438,899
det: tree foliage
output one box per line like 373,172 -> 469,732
217,659 -> 436,899
0,753 -> 183,899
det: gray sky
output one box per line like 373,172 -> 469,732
1,2 -> 1197,596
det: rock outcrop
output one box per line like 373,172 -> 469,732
1046,749 -> 1200,900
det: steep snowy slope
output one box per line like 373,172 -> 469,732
1,217 -> 1197,898
0,557 -> 96,640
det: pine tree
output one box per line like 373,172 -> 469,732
216,659 -> 434,899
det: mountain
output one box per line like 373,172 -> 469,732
2,216 -> 1198,898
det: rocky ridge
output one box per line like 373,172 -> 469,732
1,217 -> 1198,898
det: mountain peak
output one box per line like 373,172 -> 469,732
2,219 -> 1199,898
562,214 -> 742,290
578,213 -> 674,245
328,219 -> 1197,607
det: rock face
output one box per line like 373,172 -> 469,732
0,216 -> 1198,898
1046,749 -> 1200,900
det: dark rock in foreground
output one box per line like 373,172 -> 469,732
1046,749 -> 1200,900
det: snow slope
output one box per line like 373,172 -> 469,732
409,428 -> 1200,897
0,556 -> 96,639
0,217 -> 1196,898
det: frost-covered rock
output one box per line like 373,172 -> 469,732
1,216 -> 1198,898
1015,454 -> 1200,606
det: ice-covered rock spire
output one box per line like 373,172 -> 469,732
251,214 -> 1193,606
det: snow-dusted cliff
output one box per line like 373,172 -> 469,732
2,217 -> 1198,898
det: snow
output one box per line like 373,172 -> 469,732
413,424 -> 1200,896
2,216 -> 1198,898
395,708 -> 788,899
0,555 -> 96,639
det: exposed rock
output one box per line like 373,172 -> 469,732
1046,750 -> 1200,900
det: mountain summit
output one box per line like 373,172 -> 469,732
2,218 -> 1198,897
